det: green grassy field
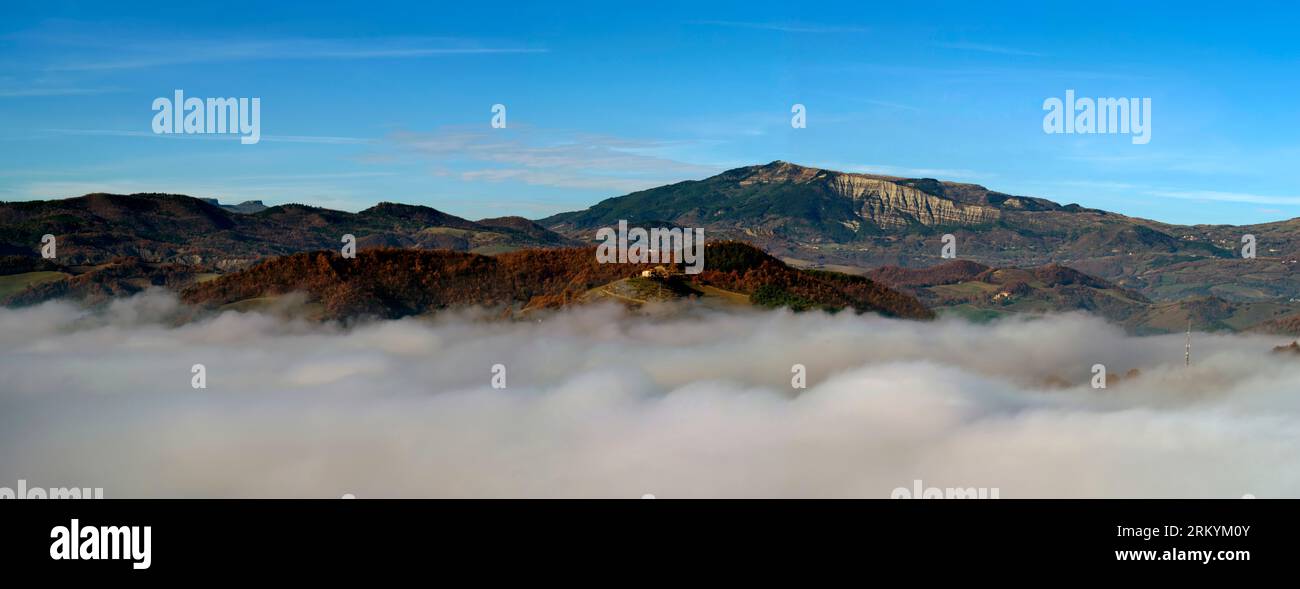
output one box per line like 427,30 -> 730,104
0,271 -> 69,299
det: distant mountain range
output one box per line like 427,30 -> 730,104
0,192 -> 573,269
862,260 -> 1299,335
199,198 -> 268,214
541,161 -> 1300,304
4,162 -> 1300,332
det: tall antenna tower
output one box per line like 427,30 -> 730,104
1185,320 -> 1191,367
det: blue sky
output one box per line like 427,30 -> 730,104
2,0 -> 1298,225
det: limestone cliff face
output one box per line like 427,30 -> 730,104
828,174 -> 1001,228
739,161 -> 1002,229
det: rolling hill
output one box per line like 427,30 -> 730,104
179,242 -> 933,321
0,193 -> 575,269
864,259 -> 1300,333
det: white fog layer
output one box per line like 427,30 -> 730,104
2,290 -> 1299,498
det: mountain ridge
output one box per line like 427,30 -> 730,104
0,192 -> 575,268
5,161 -> 1300,329
540,161 -> 1295,303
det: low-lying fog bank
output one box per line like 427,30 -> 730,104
2,290 -> 1298,498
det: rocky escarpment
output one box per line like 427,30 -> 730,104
738,161 -> 1001,228
829,175 -> 1000,228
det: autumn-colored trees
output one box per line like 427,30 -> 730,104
181,243 -> 933,321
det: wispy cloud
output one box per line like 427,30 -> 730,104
809,91 -> 922,112
257,134 -> 377,145
935,41 -> 1045,57
1052,179 -> 1300,208
39,128 -> 376,145
52,42 -> 548,72
0,86 -> 123,98
8,25 -> 547,71
383,125 -> 720,193
1058,151 -> 1247,176
858,98 -> 921,112
458,168 -> 664,193
690,20 -> 869,34
1146,189 -> 1300,206
824,161 -> 991,181
823,62 -> 1152,81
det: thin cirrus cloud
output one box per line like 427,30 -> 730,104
25,125 -> 721,203
818,62 -> 1152,82
384,126 -> 721,192
1146,189 -> 1300,206
689,20 -> 870,34
935,41 -> 1046,57
40,128 -> 376,145
0,86 -> 123,98
458,168 -> 668,193
1051,180 -> 1300,208
823,161 -> 992,182
30,35 -> 548,72
688,23 -> 1043,57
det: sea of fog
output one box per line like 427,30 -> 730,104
2,289 -> 1299,498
